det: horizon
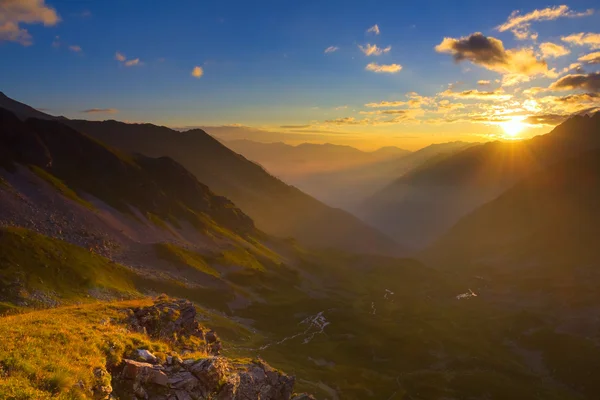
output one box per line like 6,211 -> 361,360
1,1 -> 599,150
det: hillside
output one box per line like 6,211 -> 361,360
425,148 -> 600,266
3,99 -> 600,398
361,113 -> 600,248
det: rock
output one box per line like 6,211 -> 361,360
189,357 -> 231,393
121,359 -> 169,387
167,371 -> 199,391
137,349 -> 159,364
126,296 -> 221,356
122,360 -> 154,380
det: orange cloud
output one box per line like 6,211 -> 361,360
365,62 -> 402,73
191,66 -> 204,78
0,0 -> 60,45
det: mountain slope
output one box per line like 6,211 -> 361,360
65,119 -> 403,255
361,113 -> 600,248
425,148 -> 600,265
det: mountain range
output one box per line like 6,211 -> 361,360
0,92 -> 402,257
3,91 -> 600,399
226,138 -> 473,213
360,113 -> 600,248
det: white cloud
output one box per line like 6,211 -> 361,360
191,66 -> 204,78
539,42 -> 570,58
0,0 -> 60,45
124,58 -> 140,67
497,5 -> 593,40
562,33 -> 600,49
365,62 -> 402,73
366,24 -> 380,35
358,43 -> 391,56
324,46 -> 339,54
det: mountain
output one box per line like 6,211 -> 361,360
223,139 -> 410,178
65,120 -> 403,256
361,113 -> 600,248
0,92 -> 403,256
227,138 -> 471,213
425,148 -> 600,265
3,104 -> 600,399
0,91 -> 61,121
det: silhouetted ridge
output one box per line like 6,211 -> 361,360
0,108 -> 255,235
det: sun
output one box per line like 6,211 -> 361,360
501,117 -> 526,138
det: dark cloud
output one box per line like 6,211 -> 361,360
550,72 -> 600,92
524,114 -> 566,125
435,32 -> 549,76
81,108 -> 118,114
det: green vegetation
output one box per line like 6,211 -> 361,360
0,300 -> 196,400
153,242 -> 220,278
216,248 -> 266,272
0,227 -> 137,304
28,166 -> 93,210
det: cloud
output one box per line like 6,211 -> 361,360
578,51 -> 600,65
550,72 -> 600,92
325,117 -> 366,125
280,125 -> 311,129
0,0 -> 60,45
562,33 -> 600,49
477,80 -> 491,85
115,52 -> 126,62
191,66 -> 204,78
440,88 -> 512,100
68,45 -> 82,52
81,108 -> 118,114
435,32 -> 550,77
124,58 -> 140,67
539,42 -> 570,58
324,46 -> 339,54
497,5 -> 593,40
524,114 -> 567,125
365,100 -> 408,108
358,43 -> 391,56
366,24 -> 380,35
365,62 -> 402,73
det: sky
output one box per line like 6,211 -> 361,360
1,0 -> 600,150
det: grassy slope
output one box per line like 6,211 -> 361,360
0,227 -> 137,305
0,300 -> 196,400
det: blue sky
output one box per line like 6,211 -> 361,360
1,0 -> 600,149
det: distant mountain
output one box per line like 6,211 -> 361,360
361,113 -> 600,248
227,138 -> 470,213
224,139 -> 410,178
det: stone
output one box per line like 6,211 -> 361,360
137,349 -> 159,364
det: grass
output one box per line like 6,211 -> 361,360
28,166 -> 93,210
153,242 -> 220,278
0,227 -> 138,304
0,299 -> 200,400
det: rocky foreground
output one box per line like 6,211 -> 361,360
98,296 -> 313,400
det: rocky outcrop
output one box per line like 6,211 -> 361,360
115,354 -> 295,400
110,296 -> 309,400
125,295 -> 222,355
